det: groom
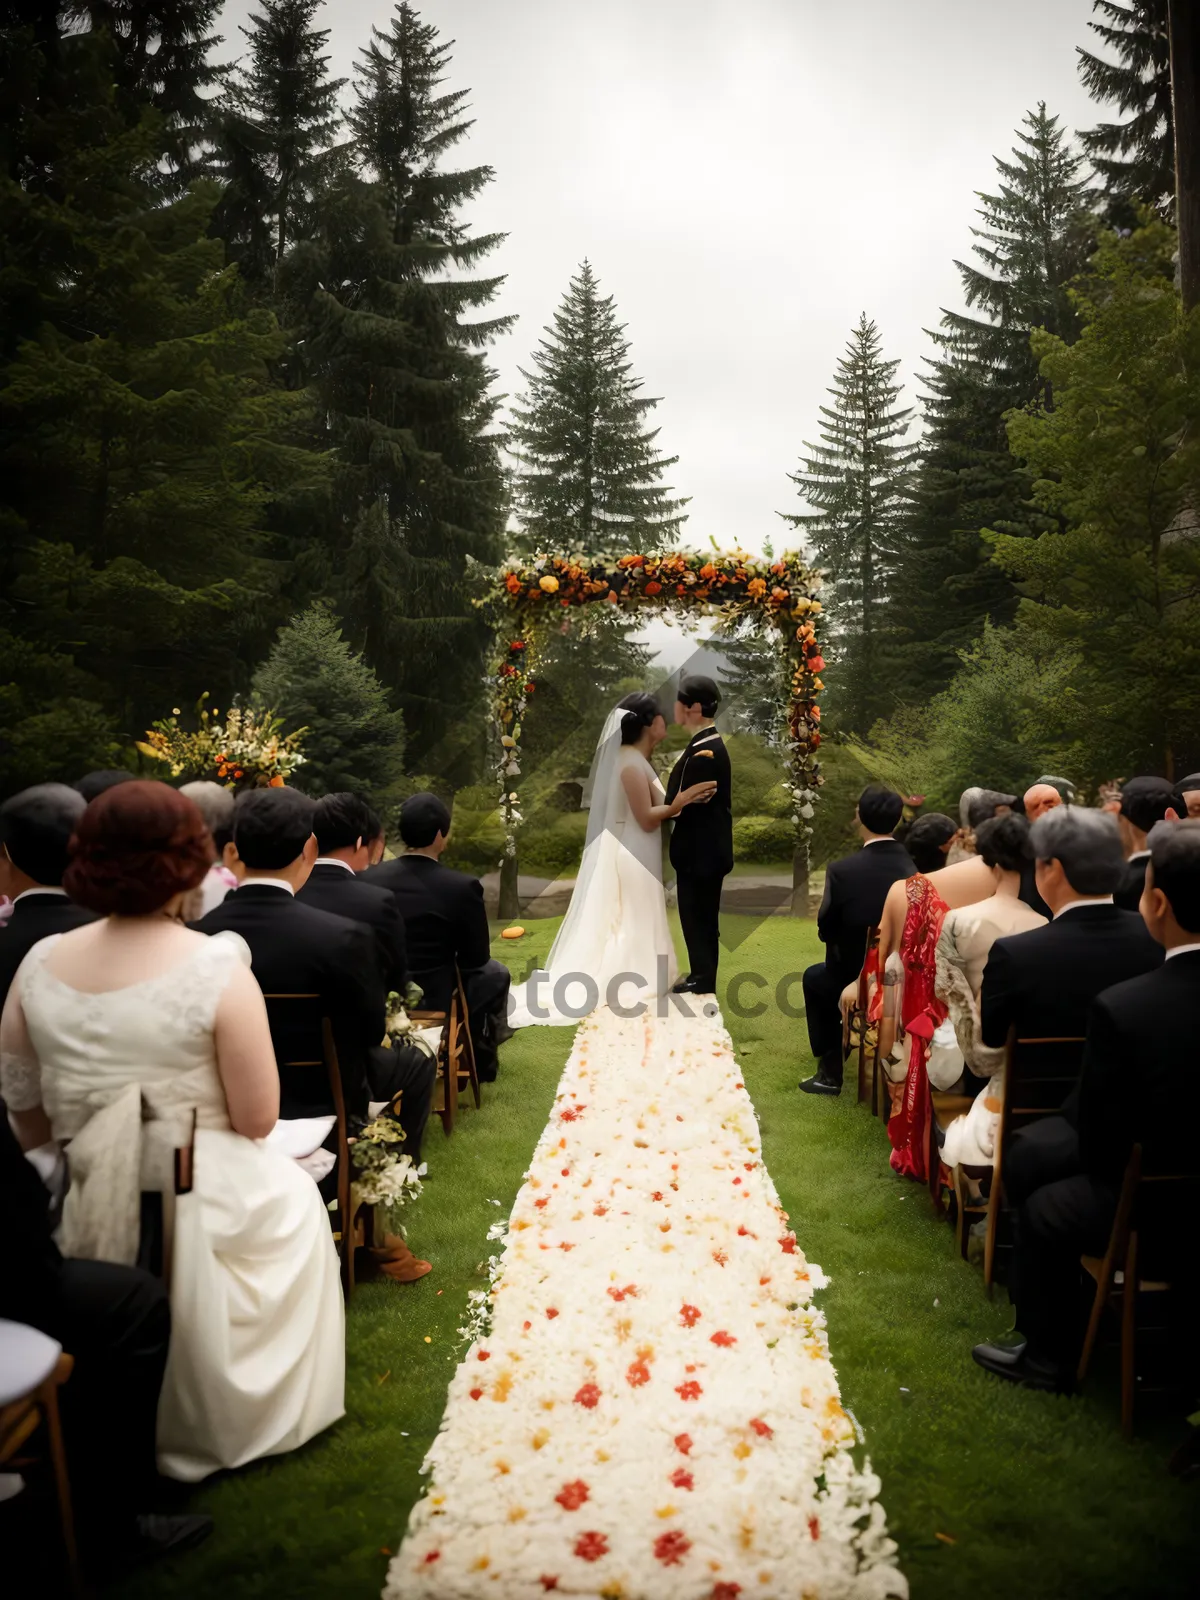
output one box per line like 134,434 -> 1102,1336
666,675 -> 733,995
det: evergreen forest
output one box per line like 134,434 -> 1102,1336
1,0 -> 1197,842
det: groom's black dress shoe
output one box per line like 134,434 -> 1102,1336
799,1073 -> 841,1095
971,1341 -> 1066,1393
672,975 -> 713,995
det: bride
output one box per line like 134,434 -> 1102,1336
508,693 -> 717,1028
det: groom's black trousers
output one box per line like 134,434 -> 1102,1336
676,872 -> 725,989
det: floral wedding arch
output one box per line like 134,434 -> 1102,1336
482,548 -> 827,915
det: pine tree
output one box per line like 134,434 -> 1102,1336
889,107 -> 1093,706
215,0 -> 345,286
252,602 -> 406,800
0,11 -> 325,791
1078,0 -> 1174,223
781,314 -> 913,733
940,105 -> 1092,396
82,3 -> 226,184
509,261 -> 688,549
285,1 -> 514,766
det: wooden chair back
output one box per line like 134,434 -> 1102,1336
409,966 -> 480,1137
983,1029 -> 1087,1293
848,925 -> 881,1106
261,993 -> 357,1300
1077,1143 -> 1199,1435
0,1351 -> 81,1595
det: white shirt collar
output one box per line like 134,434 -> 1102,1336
1166,942 -> 1200,961
1127,850 -> 1151,863
862,837 -> 893,847
14,886 -> 68,903
1053,896 -> 1114,919
240,877 -> 295,896
314,857 -> 355,874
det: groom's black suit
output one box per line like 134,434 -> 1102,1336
666,727 -> 733,991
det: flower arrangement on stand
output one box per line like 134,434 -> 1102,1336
480,549 -> 825,875
137,694 -> 307,789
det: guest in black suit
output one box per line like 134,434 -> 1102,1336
299,792 -> 434,1160
194,787 -> 385,1122
0,784 -> 96,1007
972,820 -> 1200,1390
0,1114 -> 211,1573
1114,774 -> 1178,911
664,676 -> 733,996
301,793 -> 407,987
980,805 -> 1162,1202
365,793 -> 511,1082
800,785 -> 916,1095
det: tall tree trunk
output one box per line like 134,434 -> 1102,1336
499,854 -> 520,920
1170,0 -> 1200,310
791,840 -> 810,917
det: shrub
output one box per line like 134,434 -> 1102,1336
732,815 -> 795,864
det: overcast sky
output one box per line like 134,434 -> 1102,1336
221,0 -> 1104,659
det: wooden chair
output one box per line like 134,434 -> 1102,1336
262,995 -> 363,1300
927,1086 -> 975,1213
1077,1144 -> 1198,1437
844,926 -> 881,1107
982,1029 -> 1087,1294
0,1324 -> 81,1596
409,967 -> 480,1138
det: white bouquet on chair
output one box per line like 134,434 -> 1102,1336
384,983 -> 438,1060
350,1115 -> 424,1222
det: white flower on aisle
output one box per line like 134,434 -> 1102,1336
385,1007 -> 906,1600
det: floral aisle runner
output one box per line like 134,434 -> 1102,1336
386,1007 -> 906,1600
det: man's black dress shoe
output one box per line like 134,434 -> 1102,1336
672,975 -> 713,995
92,1513 -> 215,1577
799,1073 -> 841,1095
971,1341 -> 1065,1392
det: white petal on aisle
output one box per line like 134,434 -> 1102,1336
386,1006 -> 907,1600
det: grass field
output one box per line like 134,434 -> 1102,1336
112,915 -> 1198,1600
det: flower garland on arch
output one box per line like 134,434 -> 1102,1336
484,549 -> 826,862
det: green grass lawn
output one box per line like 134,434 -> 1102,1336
112,915 -> 1197,1600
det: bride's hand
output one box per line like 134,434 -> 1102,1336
676,780 -> 718,812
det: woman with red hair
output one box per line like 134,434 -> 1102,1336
0,782 -> 344,1481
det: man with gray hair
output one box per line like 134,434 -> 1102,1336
978,806 -> 1162,1203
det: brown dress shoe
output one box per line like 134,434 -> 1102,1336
368,1234 -> 432,1283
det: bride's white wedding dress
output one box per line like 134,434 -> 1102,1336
508,707 -> 678,1027
13,931 -> 345,1481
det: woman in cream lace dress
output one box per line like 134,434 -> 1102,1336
0,782 -> 344,1481
934,814 -> 1046,1168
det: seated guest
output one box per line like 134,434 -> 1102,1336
800,784 -> 915,1095
905,813 -> 958,874
366,793 -> 512,1083
0,781 -> 345,1479
1020,782 -> 1063,822
74,769 -> 137,803
949,789 -> 1017,863
979,806 -> 1162,1201
936,815 -> 1046,1169
1114,774 -> 1178,910
0,1116 -> 213,1573
301,793 -> 406,987
1176,773 -> 1200,820
196,787 -> 384,1122
0,784 -> 95,1007
972,820 -> 1200,1390
299,792 -> 435,1162
178,780 -> 237,918
195,787 -> 430,1280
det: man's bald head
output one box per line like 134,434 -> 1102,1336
1023,784 -> 1063,823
